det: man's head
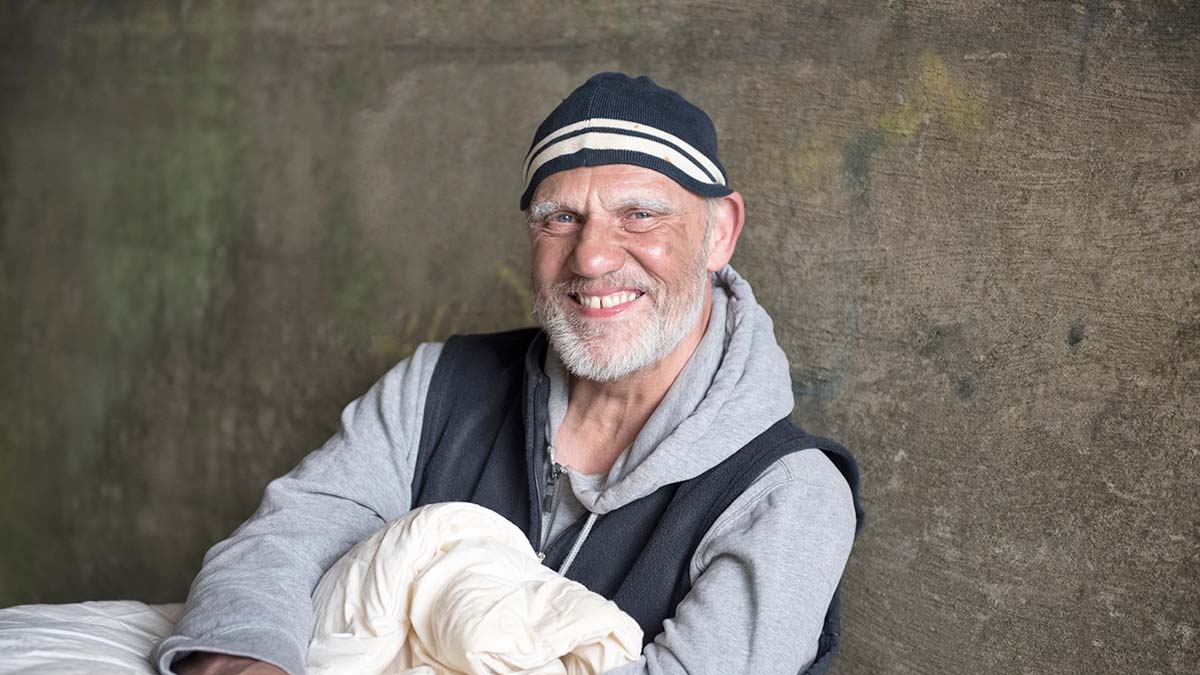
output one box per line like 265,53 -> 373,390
523,73 -> 744,382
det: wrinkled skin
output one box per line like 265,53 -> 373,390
528,164 -> 743,383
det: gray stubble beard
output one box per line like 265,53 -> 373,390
533,243 -> 712,384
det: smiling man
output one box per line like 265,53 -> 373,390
157,73 -> 862,675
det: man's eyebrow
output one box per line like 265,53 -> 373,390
526,195 -> 677,225
602,195 -> 677,214
526,200 -> 575,224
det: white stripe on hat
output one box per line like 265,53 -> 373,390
524,132 -> 719,193
522,117 -> 726,187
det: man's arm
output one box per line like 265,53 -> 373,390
603,449 -> 857,675
152,342 -> 444,675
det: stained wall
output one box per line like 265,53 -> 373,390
1,3 -> 1197,673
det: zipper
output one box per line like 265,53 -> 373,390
537,444 -> 565,561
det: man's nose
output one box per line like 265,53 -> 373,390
569,221 -> 625,278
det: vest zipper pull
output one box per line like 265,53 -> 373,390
538,447 -> 565,559
543,462 -> 564,514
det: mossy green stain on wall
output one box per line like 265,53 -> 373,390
320,187 -> 388,341
62,73 -> 250,462
1,3 -> 254,602
0,437 -> 37,607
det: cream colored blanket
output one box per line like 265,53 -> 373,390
307,502 -> 642,675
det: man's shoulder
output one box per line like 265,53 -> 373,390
694,449 -> 856,566
771,448 -> 855,494
721,448 -> 854,520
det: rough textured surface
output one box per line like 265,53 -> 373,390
1,2 -> 1197,673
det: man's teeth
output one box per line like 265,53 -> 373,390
577,291 -> 640,309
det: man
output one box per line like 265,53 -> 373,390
155,72 -> 862,675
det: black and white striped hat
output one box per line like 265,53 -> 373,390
519,72 -> 732,210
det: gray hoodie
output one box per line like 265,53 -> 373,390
153,265 -> 856,675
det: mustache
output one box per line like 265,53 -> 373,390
549,272 -> 656,296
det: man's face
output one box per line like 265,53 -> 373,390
527,164 -> 714,382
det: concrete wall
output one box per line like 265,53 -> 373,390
2,2 -> 1196,673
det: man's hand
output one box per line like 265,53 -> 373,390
174,652 -> 288,675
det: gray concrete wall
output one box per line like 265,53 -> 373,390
1,2 -> 1196,673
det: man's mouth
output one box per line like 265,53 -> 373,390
569,290 -> 645,310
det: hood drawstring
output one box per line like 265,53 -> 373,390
557,511 -> 599,577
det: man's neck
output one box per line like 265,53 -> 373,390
554,294 -> 713,474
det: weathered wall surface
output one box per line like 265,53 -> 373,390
1,2 -> 1196,673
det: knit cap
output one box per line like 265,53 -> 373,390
520,72 -> 732,210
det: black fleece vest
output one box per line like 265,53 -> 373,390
411,328 -> 864,674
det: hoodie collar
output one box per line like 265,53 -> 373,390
541,265 -> 795,514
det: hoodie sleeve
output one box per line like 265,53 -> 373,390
150,341 -> 444,675
601,448 -> 857,675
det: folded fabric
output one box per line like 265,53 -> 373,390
0,600 -> 182,675
307,502 -> 642,675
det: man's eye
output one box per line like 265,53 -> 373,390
624,211 -> 658,231
534,212 -> 582,234
535,213 -> 578,231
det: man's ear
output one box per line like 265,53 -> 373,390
705,192 -> 745,271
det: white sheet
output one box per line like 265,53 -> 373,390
0,505 -> 640,675
0,600 -> 182,674
309,502 -> 642,675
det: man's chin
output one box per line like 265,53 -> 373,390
545,329 -> 653,382
560,335 -> 631,363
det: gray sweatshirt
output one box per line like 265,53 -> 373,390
153,265 -> 857,675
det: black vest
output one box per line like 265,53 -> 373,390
411,328 -> 864,674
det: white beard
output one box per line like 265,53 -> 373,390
533,258 -> 711,383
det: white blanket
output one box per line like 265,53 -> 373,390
308,502 -> 642,675
0,600 -> 182,674
0,503 -> 640,675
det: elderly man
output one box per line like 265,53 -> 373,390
156,73 -> 862,675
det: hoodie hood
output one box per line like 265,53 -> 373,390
544,264 -> 795,514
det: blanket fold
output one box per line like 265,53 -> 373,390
308,502 -> 643,675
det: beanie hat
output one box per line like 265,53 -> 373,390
519,72 -> 732,210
